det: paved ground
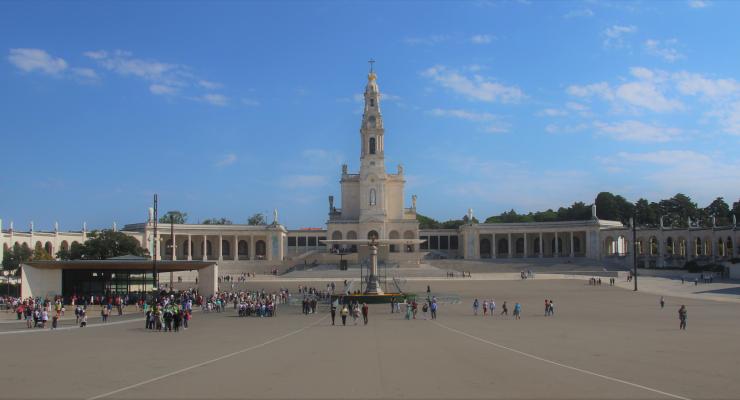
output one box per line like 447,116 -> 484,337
2,279 -> 739,399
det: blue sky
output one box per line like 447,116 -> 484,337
1,0 -> 739,231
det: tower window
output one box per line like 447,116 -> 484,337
368,116 -> 377,128
369,98 -> 375,107
369,137 -> 376,154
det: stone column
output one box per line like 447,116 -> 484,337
218,234 -> 223,261
187,234 -> 192,261
570,232 -> 575,258
507,233 -> 512,258
202,235 -> 207,261
492,234 -> 496,259
539,232 -> 543,258
554,232 -> 559,257
523,233 -> 528,258
172,233 -> 176,260
250,236 -> 255,260
234,235 -> 238,261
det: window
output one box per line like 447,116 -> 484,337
440,236 -> 449,250
298,237 -> 307,246
450,235 -> 459,250
430,236 -> 439,250
369,98 -> 375,107
288,237 -> 296,247
420,236 -> 429,250
308,237 -> 317,246
368,116 -> 377,128
369,137 -> 376,154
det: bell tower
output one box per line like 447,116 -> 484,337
360,60 -> 385,172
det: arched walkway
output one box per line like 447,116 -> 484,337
403,230 -> 415,252
480,238 -> 491,259
238,240 -> 249,259
389,231 -> 400,252
255,240 -> 266,258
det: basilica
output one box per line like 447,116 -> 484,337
2,70 -> 738,278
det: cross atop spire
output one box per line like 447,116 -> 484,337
368,58 -> 375,73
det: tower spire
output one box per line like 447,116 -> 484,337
368,58 -> 375,73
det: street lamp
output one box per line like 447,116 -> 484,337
630,215 -> 638,291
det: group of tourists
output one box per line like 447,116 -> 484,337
235,290 -> 283,317
520,270 -> 534,279
144,291 -> 195,332
330,299 -> 369,326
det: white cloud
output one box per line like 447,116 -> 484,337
279,175 -> 329,188
594,120 -> 681,142
615,150 -> 710,165
688,0 -> 709,8
566,82 -> 613,100
615,81 -> 684,112
545,123 -> 588,134
602,25 -> 637,48
149,84 -> 178,95
83,50 -> 108,60
708,101 -> 740,135
484,123 -> 510,133
201,93 -> 228,106
422,65 -> 525,103
564,8 -> 594,18
539,108 -> 568,117
470,34 -> 494,44
215,153 -> 237,167
673,72 -> 740,100
645,39 -> 684,62
87,50 -> 177,82
8,48 -> 67,75
403,35 -> 448,46
71,67 -> 98,80
198,80 -> 222,89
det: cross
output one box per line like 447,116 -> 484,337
368,58 -> 375,73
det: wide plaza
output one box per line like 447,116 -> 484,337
1,276 -> 739,400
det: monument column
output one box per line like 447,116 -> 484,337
202,235 -> 207,260
234,235 -> 238,260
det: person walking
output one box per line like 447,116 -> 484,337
473,298 -> 480,316
513,302 -> 522,320
489,299 -> 496,316
500,301 -> 508,317
361,303 -> 369,325
549,300 -> 555,316
660,296 -> 665,309
422,302 -> 429,320
430,299 -> 437,320
678,305 -> 687,330
330,297 -> 338,326
340,304 -> 349,326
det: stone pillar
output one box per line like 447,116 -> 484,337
570,232 -> 575,257
218,234 -> 223,261
250,236 -> 255,260
507,233 -> 512,258
234,235 -> 238,261
187,235 -> 192,261
202,235 -> 207,261
554,232 -> 559,257
172,233 -> 176,260
539,232 -> 543,258
492,234 -> 497,259
266,234 -> 272,261
523,233 -> 528,258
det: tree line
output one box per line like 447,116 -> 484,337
418,193 -> 739,229
158,210 -> 267,226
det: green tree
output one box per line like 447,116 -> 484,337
595,192 -> 619,220
247,213 -> 266,226
2,243 -> 33,271
417,214 -> 441,229
32,247 -> 54,261
203,218 -> 233,225
704,197 -> 731,226
70,230 -> 147,260
159,210 -> 188,224
634,198 -> 659,226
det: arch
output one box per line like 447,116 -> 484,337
677,237 -> 687,257
636,238 -> 645,255
255,240 -> 266,257
649,236 -> 658,256
367,230 -> 379,240
331,231 -> 342,240
515,238 -> 524,254
389,231 -> 400,252
480,238 -> 491,259
346,231 -> 357,240
403,230 -> 415,252
44,241 -> 53,255
206,240 -> 213,256
164,239 -> 173,256
183,239 -> 189,256
238,240 -> 249,256
665,237 -> 674,256
695,237 -> 702,256
60,240 -> 69,252
497,238 -> 508,255
703,237 -> 712,256
368,116 -> 377,129
533,237 -> 540,254
221,240 -> 231,256
35,241 -> 43,252
718,238 -> 725,257
369,137 -> 377,154
574,237 -> 581,254
71,241 -> 79,247
369,188 -> 377,206
727,237 -> 734,258
604,237 -> 616,256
